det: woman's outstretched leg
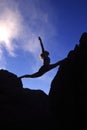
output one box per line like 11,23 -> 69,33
18,66 -> 46,79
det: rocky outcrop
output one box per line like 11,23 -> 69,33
49,43 -> 87,129
0,69 -> 51,129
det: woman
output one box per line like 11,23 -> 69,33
19,37 -> 64,79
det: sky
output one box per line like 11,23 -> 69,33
0,0 -> 87,94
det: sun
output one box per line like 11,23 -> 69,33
0,25 -> 9,42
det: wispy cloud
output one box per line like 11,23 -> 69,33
0,0 -> 57,70
0,45 -> 6,69
0,0 -> 23,59
0,0 -> 42,57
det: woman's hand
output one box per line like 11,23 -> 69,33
38,36 -> 42,41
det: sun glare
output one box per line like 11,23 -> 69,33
0,25 -> 9,42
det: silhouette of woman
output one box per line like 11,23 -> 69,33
19,37 -> 65,79
38,36 -> 50,66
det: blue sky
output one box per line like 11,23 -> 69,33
0,0 -> 87,94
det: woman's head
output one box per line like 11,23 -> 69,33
40,51 -> 49,59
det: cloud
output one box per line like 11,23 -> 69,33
0,45 -> 6,69
0,0 -> 57,70
0,1 -> 42,53
0,0 -> 42,69
0,5 -> 23,56
0,0 -> 22,68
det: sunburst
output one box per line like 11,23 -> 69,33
0,25 -> 9,42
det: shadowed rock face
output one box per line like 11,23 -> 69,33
49,42 -> 87,129
0,69 -> 52,129
0,69 -> 23,90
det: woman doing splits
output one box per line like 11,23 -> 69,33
19,37 -> 64,79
